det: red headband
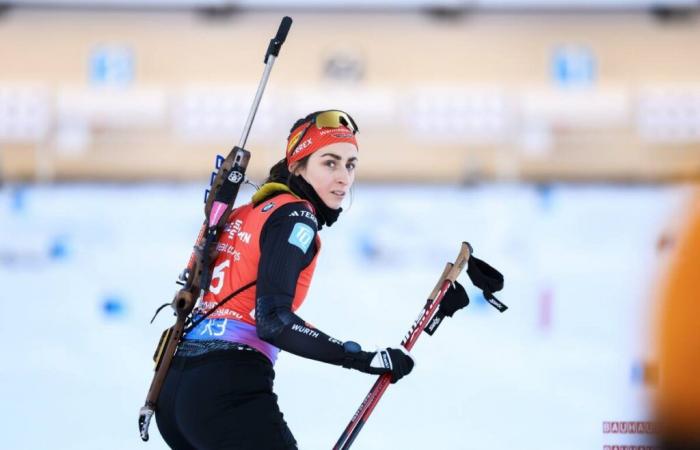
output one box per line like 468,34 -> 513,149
286,123 -> 358,169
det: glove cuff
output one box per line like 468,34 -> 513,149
340,341 -> 374,371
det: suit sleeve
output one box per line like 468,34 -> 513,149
254,202 -> 350,366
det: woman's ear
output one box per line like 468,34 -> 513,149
289,162 -> 300,176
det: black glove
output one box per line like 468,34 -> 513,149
425,281 -> 469,336
342,342 -> 415,383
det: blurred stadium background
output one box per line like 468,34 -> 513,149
1,1 -> 699,449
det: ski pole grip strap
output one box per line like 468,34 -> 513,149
265,16 -> 293,62
467,255 -> 504,293
484,291 -> 508,312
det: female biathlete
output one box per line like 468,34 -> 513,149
155,110 -> 467,449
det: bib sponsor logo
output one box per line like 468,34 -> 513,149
226,219 -> 244,240
237,231 -> 252,244
215,243 -> 241,261
225,220 -> 250,244
201,302 -> 243,320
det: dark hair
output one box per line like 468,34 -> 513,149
289,111 -> 324,134
265,156 -> 310,184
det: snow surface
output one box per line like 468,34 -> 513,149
0,182 -> 688,450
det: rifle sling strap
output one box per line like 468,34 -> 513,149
183,280 -> 257,334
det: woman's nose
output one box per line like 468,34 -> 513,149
336,167 -> 350,185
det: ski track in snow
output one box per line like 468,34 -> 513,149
0,182 -> 689,450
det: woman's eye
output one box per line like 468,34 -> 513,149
325,160 -> 336,168
347,163 -> 356,171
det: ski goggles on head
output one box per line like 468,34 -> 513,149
312,110 -> 359,133
286,110 -> 359,167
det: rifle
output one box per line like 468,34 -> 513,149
138,16 -> 293,442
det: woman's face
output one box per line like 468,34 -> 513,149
294,142 -> 359,210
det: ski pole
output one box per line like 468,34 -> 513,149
333,242 -> 472,450
138,16 -> 293,442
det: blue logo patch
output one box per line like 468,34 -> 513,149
262,202 -> 274,212
288,223 -> 314,254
